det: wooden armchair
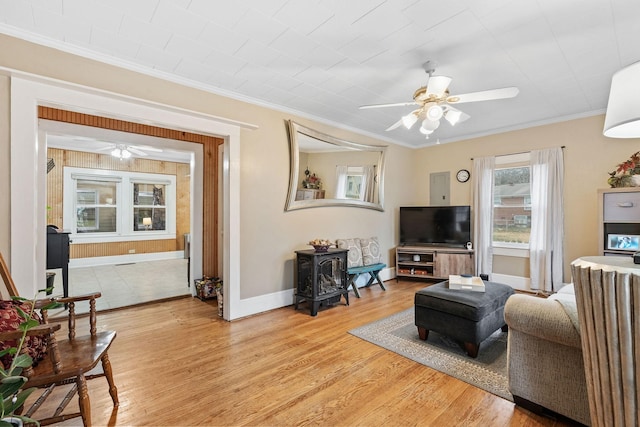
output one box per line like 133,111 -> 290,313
0,253 -> 118,426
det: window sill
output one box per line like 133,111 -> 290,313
492,245 -> 530,258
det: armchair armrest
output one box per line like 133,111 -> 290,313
0,323 -> 60,341
55,292 -> 101,304
43,292 -> 102,340
504,294 -> 581,348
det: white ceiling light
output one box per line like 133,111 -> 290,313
604,61 -> 640,138
401,113 -> 418,129
420,119 -> 440,136
426,104 -> 443,121
444,109 -> 462,126
111,145 -> 132,159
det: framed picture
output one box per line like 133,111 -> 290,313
607,234 -> 640,250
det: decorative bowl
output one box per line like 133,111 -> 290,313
311,244 -> 331,252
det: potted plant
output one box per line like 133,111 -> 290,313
0,292 -> 58,427
608,151 -> 640,188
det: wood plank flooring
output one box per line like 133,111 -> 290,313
34,279 -> 576,426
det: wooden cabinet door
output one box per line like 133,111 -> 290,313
435,252 -> 474,277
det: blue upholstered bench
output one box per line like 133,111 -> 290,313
337,237 -> 387,298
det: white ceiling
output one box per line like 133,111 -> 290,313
1,0 -> 639,148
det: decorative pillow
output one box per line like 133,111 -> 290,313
336,238 -> 363,268
0,300 -> 47,369
359,237 -> 382,266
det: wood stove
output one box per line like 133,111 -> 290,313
294,248 -> 349,316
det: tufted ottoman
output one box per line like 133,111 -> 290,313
414,281 -> 514,358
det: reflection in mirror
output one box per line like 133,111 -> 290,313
285,120 -> 386,211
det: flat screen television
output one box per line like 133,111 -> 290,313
399,206 -> 471,247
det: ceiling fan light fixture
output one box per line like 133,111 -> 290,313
420,118 -> 440,133
111,148 -> 121,158
401,113 -> 418,129
444,109 -> 462,126
426,104 -> 443,121
121,148 -> 132,159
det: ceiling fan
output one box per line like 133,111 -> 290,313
97,143 -> 162,159
360,61 -> 519,138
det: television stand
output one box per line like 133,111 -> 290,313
395,245 -> 474,281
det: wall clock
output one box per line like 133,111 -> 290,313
456,169 -> 470,183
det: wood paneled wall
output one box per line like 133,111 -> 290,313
47,147 -> 190,257
40,107 -> 223,276
70,239 -> 177,259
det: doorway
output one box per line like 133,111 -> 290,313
39,108 -> 219,310
10,76 -> 249,320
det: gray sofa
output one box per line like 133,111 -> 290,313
504,285 -> 590,425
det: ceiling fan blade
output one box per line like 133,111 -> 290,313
126,147 -> 148,156
360,101 -> 418,109
448,87 -> 519,104
385,118 -> 405,131
96,146 -> 114,151
130,144 -> 163,153
426,76 -> 452,97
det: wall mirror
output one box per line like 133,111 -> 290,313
285,120 -> 386,211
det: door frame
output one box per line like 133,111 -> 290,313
9,75 -> 255,320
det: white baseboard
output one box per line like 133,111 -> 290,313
230,289 -> 296,320
69,251 -> 184,268
230,266 -> 395,320
490,273 -> 531,291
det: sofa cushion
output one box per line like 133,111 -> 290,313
359,237 -> 381,266
336,238 -> 363,268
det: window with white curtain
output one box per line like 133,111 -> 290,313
63,167 -> 176,243
475,148 -> 564,291
336,166 -> 364,199
492,153 -> 531,249
493,166 -> 531,245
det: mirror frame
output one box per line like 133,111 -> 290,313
285,120 -> 386,212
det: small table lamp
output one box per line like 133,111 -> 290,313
142,217 -> 152,230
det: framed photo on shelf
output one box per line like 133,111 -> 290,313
607,234 -> 640,250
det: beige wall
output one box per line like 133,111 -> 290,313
2,33 -> 639,302
412,115 -> 640,283
0,34 -> 415,301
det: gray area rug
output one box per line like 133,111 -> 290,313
349,308 -> 512,401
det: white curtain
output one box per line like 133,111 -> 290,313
335,165 -> 348,198
529,147 -> 564,292
472,156 -> 495,277
362,165 -> 375,202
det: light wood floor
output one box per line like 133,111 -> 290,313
36,279 -> 576,426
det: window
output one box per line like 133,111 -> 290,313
335,166 -> 372,200
493,159 -> 531,246
64,168 -> 176,242
133,183 -> 166,231
345,168 -> 363,199
75,180 -> 117,233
